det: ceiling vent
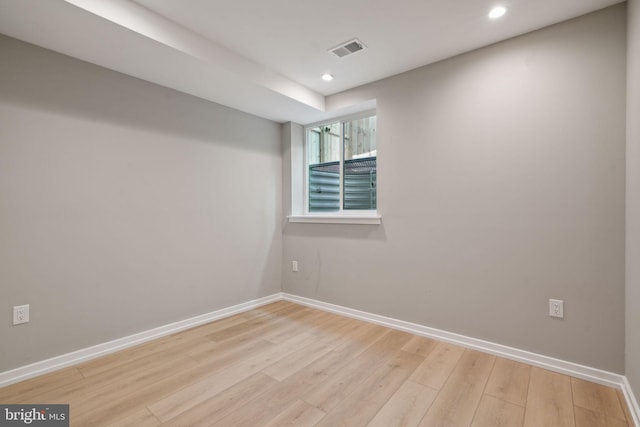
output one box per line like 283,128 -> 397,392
328,38 -> 366,58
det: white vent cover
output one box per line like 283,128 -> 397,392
328,38 -> 366,58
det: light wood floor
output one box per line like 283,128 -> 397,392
0,301 -> 634,426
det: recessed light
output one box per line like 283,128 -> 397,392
489,6 -> 507,19
321,73 -> 334,81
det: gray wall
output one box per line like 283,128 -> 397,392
627,0 -> 640,398
0,35 -> 282,372
283,5 -> 627,372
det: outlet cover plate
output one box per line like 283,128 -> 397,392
13,304 -> 29,325
549,299 -> 564,319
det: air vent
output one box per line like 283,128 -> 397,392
329,38 -> 366,58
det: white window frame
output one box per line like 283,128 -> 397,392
288,110 -> 381,225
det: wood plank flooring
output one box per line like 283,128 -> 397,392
0,301 -> 634,426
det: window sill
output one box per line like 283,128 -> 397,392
287,214 -> 381,225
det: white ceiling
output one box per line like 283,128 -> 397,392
0,0 -> 623,124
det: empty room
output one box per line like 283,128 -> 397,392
1,0 -> 639,426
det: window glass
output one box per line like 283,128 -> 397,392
306,115 -> 376,213
343,117 -> 376,210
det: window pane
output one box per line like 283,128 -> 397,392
344,116 -> 376,161
343,116 -> 376,210
308,124 -> 340,212
307,123 -> 340,165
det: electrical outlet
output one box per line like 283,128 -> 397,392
549,299 -> 563,319
13,304 -> 29,325
292,261 -> 299,272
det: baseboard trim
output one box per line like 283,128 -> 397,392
0,293 -> 282,388
283,293 -> 640,425
2,291 -> 638,426
622,376 -> 640,427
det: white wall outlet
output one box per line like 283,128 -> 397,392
13,304 -> 29,325
549,299 -> 564,318
292,261 -> 299,272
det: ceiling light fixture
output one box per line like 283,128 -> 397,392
321,73 -> 334,81
488,6 -> 507,19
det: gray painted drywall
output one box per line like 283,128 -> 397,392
281,122 -> 304,218
282,123 -> 293,218
627,0 -> 640,399
282,122 -> 304,219
0,35 -> 282,372
283,5 -> 627,372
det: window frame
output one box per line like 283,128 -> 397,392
288,110 -> 380,225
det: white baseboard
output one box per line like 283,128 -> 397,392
0,293 -> 282,388
623,376 -> 640,427
2,291 -> 638,426
282,293 -> 639,426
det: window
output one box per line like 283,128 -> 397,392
306,114 -> 377,213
